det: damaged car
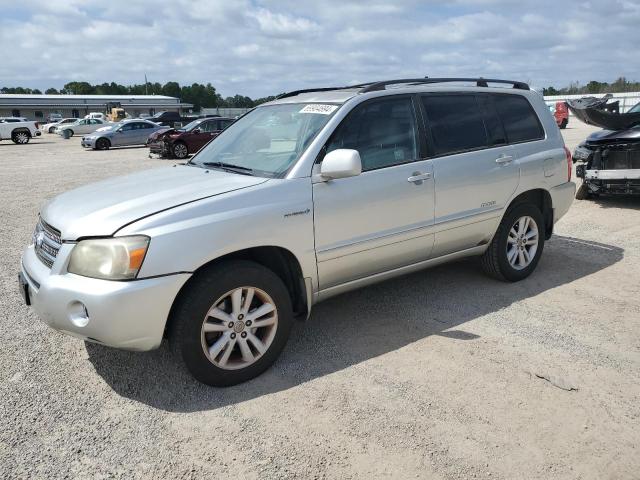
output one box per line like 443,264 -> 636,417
568,96 -> 640,199
147,117 -> 234,159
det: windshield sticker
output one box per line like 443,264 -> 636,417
299,104 -> 338,115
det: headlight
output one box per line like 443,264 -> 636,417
68,236 -> 150,280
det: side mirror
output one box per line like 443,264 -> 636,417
192,128 -> 201,134
320,149 -> 362,180
116,128 -> 123,133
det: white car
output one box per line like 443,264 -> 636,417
41,118 -> 78,134
0,119 -> 41,144
56,118 -> 110,137
20,77 -> 575,386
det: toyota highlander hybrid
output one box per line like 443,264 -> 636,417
19,78 -> 575,386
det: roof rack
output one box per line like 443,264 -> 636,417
275,83 -> 375,100
275,77 -> 529,100
360,77 -> 530,92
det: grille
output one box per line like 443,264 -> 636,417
33,218 -> 62,268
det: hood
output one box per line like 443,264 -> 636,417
148,127 -> 173,141
586,126 -> 640,144
41,166 -> 269,240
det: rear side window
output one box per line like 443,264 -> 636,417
421,95 -> 487,156
493,95 -> 544,143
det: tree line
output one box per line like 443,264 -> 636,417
542,77 -> 640,96
0,81 -> 279,110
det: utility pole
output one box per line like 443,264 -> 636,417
145,74 -> 148,95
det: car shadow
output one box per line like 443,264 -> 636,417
86,234 -> 623,412
590,195 -> 640,210
0,141 -> 56,146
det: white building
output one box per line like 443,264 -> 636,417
0,94 -> 193,120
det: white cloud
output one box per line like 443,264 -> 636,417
0,0 -> 638,98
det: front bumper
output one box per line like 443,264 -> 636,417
549,181 -> 576,223
583,169 -> 640,195
81,137 -> 96,148
20,244 -> 190,351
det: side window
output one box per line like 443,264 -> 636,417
493,95 -> 544,143
220,120 -> 233,129
201,121 -> 216,132
421,95 -> 487,156
325,96 -> 419,172
121,123 -> 134,131
477,95 -> 506,146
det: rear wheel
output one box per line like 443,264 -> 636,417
64,129 -> 74,139
169,260 -> 294,386
481,203 -> 545,282
575,182 -> 590,200
172,141 -> 188,159
559,118 -> 568,129
95,137 -> 110,150
11,130 -> 30,144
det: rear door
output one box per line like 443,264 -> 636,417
420,93 -> 520,257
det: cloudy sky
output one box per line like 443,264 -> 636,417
1,0 -> 639,98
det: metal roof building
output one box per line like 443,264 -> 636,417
0,94 -> 193,120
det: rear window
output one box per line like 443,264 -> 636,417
493,95 -> 544,143
421,95 -> 487,155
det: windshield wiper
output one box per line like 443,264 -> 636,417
201,161 -> 254,175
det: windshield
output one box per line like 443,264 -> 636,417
629,102 -> 640,114
189,103 -> 339,177
179,119 -> 203,131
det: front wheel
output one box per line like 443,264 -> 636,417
481,203 -> 545,282
172,141 -> 188,159
95,137 -> 110,150
169,260 -> 294,386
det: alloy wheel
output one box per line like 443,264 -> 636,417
506,215 -> 539,270
173,143 -> 188,158
200,286 -> 278,370
14,132 -> 29,144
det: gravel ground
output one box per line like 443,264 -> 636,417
1,125 -> 639,479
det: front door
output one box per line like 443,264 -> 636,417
313,95 -> 435,290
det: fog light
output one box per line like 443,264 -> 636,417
68,301 -> 90,327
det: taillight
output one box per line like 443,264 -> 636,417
564,146 -> 572,181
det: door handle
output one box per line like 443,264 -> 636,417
495,155 -> 514,165
407,172 -> 431,184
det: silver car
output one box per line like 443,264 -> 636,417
81,119 -> 164,150
19,78 -> 575,386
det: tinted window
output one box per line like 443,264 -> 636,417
137,122 -> 153,129
421,95 -> 487,155
120,123 -> 134,131
493,95 -> 544,143
326,96 -> 418,171
200,121 -> 217,133
220,119 -> 233,129
477,95 -> 506,146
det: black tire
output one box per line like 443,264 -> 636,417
64,129 -> 74,139
172,141 -> 188,159
575,183 -> 590,200
559,119 -> 568,129
169,260 -> 294,386
481,203 -> 545,282
48,126 -> 56,133
11,130 -> 30,144
95,137 -> 110,150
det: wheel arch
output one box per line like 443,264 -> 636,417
165,245 -> 309,338
11,127 -> 32,137
506,188 -> 553,239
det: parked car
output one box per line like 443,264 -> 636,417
46,113 -> 63,123
0,117 -> 30,123
147,117 -> 234,159
570,99 -> 640,198
19,77 -> 575,386
55,118 -> 109,137
148,111 -> 198,128
81,119 -> 165,150
551,101 -> 569,129
84,112 -> 106,121
0,119 -> 41,143
41,118 -> 77,134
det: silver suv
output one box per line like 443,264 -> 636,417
19,78 -> 576,386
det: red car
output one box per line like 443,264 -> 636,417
551,101 -> 569,129
147,117 -> 234,159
